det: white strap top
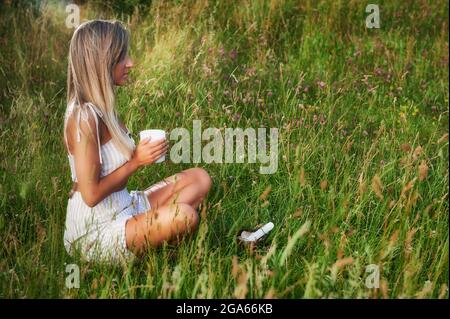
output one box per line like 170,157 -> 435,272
64,101 -> 134,183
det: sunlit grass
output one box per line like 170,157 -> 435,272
0,0 -> 448,298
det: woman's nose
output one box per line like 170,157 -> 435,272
126,57 -> 134,68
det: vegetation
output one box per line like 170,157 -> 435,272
0,0 -> 448,298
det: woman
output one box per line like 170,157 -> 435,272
63,19 -> 212,263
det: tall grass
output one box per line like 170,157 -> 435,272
0,0 -> 448,298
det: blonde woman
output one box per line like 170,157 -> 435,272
63,20 -> 212,262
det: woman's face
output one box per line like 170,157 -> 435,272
113,54 -> 133,86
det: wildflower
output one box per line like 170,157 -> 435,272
353,50 -> 362,57
437,133 -> 449,144
362,75 -> 370,86
91,278 -> 98,290
257,98 -> 264,108
413,145 -> 423,161
374,67 -> 383,76
293,208 -> 302,218
418,160 -> 428,181
243,92 -> 252,103
267,91 -> 273,98
380,280 -> 389,299
371,174 -> 383,200
259,35 -> 267,45
299,167 -> 306,186
202,64 -> 212,77
229,49 -> 237,60
401,143 -> 411,153
259,186 -> 272,201
420,79 -> 427,88
245,67 -> 256,77
385,72 -> 392,82
231,256 -> 239,278
317,81 -> 326,89
207,92 -> 213,103
332,257 -> 354,269
400,178 -> 416,198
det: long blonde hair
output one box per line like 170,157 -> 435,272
64,19 -> 134,160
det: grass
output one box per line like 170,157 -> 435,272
0,0 -> 448,298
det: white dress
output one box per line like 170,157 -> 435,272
63,101 -> 165,263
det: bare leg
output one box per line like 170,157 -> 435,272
145,167 -> 212,210
125,202 -> 199,255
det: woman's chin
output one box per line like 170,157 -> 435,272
121,75 -> 129,84
114,79 -> 127,86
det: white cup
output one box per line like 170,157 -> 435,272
139,129 -> 166,163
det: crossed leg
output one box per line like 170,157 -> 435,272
145,167 -> 212,210
125,167 -> 212,255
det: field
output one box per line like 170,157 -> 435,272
0,0 -> 448,298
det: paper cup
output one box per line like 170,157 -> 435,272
139,129 -> 166,163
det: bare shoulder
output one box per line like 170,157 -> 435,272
65,106 -> 101,149
65,104 -> 128,150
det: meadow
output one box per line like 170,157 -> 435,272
0,0 -> 448,298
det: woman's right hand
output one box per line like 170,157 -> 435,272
131,137 -> 169,168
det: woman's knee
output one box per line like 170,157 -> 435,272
191,167 -> 212,194
173,203 -> 199,231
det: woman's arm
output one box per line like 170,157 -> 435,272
71,110 -> 168,207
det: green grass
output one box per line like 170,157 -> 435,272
0,0 -> 448,298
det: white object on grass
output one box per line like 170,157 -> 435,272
240,222 -> 274,242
